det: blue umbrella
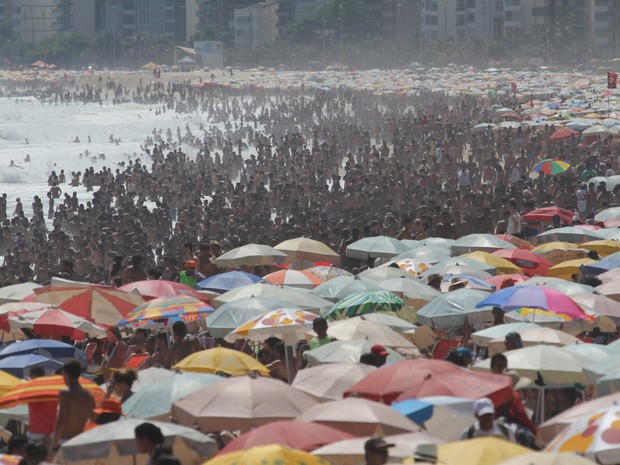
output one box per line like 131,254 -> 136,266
581,259 -> 620,276
0,339 -> 86,366
391,399 -> 434,424
0,354 -> 63,378
196,271 -> 263,293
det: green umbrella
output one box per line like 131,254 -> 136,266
324,291 -> 405,321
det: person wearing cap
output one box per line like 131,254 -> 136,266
457,347 -> 476,367
84,398 -> 124,431
370,344 -> 388,367
461,397 -> 516,442
364,437 -> 394,465
176,260 -> 204,289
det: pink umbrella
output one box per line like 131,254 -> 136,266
119,280 -> 210,302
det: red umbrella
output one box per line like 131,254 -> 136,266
118,280 -> 209,303
522,206 -> 574,224
219,421 -> 354,453
491,249 -> 553,277
393,370 -> 513,409
0,302 -> 51,331
8,307 -> 107,339
343,359 -> 461,404
549,127 -> 579,141
33,284 -> 144,326
494,234 -> 533,250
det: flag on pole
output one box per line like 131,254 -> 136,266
608,72 -> 618,89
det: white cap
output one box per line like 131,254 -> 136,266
474,397 -> 495,417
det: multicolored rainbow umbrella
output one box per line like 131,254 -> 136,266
534,158 -> 571,175
118,295 -> 214,327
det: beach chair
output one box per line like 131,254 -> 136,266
124,352 -> 149,369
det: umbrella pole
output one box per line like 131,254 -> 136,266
285,344 -> 291,384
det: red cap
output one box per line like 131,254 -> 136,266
371,344 -> 388,357
184,260 -> 198,269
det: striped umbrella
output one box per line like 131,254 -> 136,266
0,375 -> 104,408
324,291 -> 405,320
0,456 -> 21,465
119,280 -> 209,302
8,307 -> 107,339
118,295 -> 214,327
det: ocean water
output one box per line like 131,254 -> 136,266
0,95 -> 206,221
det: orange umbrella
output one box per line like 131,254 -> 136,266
0,375 -> 104,408
495,234 -> 533,250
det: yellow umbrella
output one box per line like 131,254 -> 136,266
0,372 -> 21,397
172,347 -> 270,377
497,452 -> 598,465
547,258 -> 597,280
534,248 -> 589,266
275,237 -> 340,265
531,242 -> 580,252
437,437 -> 530,465
579,240 -> 620,257
204,445 -> 330,465
461,251 -> 522,275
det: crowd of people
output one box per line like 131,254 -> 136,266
0,77 -> 618,287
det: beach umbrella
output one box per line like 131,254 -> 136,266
597,228 -> 620,241
221,421 -> 354,453
486,274 -> 530,289
451,234 -> 517,255
547,258 -> 597,280
598,266 -> 620,282
7,307 -> 107,339
0,456 -> 20,465
342,359 -> 460,405
207,445 -> 329,465
437,437 -> 530,465
393,245 -> 451,264
313,276 -> 383,302
440,274 -> 496,293
580,259 -> 620,276
296,397 -> 421,436
563,343 -> 613,362
472,345 -> 590,385
571,293 -> 620,324
380,258 -> 430,276
596,279 -> 620,302
171,375 -> 318,432
544,406 -> 620,464
0,283 -> 42,305
0,375 -> 104,409
417,289 -> 491,328
197,271 -> 263,293
424,258 -> 497,277
313,317 -> 416,350
0,371 -> 20,398
536,227 -> 605,244
358,312 -> 417,332
378,277 -> 440,308
263,270 -> 323,288
33,284 -> 145,326
56,418 -> 217,465
224,308 -> 318,344
549,128 -> 579,141
118,295 -> 214,327
475,286 -> 589,320
419,396 -> 477,442
312,432 -> 443,465
118,280 -> 209,302
498,452 -> 599,465
213,243 -> 290,268
471,322 -> 540,347
580,240 -> 620,257
487,327 -> 581,353
492,249 -> 553,276
214,283 -> 333,311
534,158 -> 571,174
275,237 -> 340,265
516,276 -> 594,295
206,296 -> 302,338
595,207 -> 620,222
291,363 -> 377,401
536,247 -> 589,265
304,266 -> 352,282
0,339 -> 85,365
522,206 -> 574,224
461,251 -> 522,274
494,235 -> 533,250
419,237 -> 456,248
122,371 -> 224,421
0,354 -> 63,378
0,302 -> 52,332
173,347 -> 270,377
303,340 -> 404,367
391,399 -> 434,424
323,291 -> 405,320
358,267 -> 418,282
532,241 -> 581,252
346,236 -> 409,260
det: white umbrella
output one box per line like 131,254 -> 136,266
378,277 -> 440,309
0,282 -> 42,304
56,418 -> 217,465
419,396 -> 476,441
346,236 -> 410,260
472,323 -> 540,347
310,317 -> 417,350
304,339 -> 404,367
313,276 -> 382,302
417,289 -> 491,329
213,283 -> 332,310
358,267 -> 418,282
291,363 -> 377,401
213,243 -> 289,268
450,234 -> 516,255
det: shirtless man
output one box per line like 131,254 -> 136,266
170,321 -> 201,365
122,255 -> 148,284
49,360 -> 95,459
144,332 -> 172,369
